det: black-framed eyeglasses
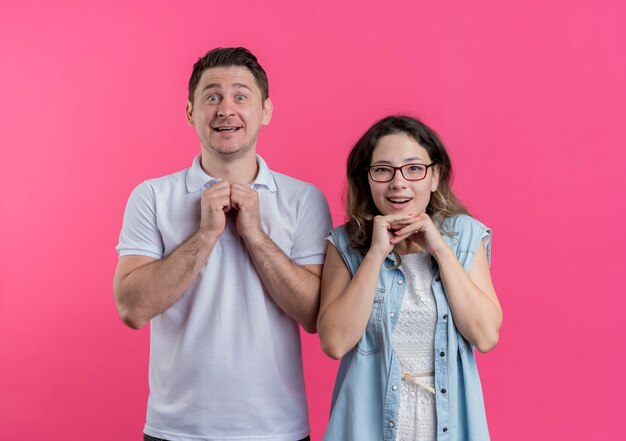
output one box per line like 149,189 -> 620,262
367,163 -> 435,182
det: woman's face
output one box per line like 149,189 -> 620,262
368,132 -> 439,216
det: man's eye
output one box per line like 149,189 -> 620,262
236,95 -> 247,101
206,95 -> 219,102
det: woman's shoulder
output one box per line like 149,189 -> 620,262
330,224 -> 352,249
442,213 -> 489,235
329,224 -> 346,237
440,214 -> 492,253
328,224 -> 366,275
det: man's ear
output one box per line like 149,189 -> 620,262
186,101 -> 194,125
262,98 -> 273,125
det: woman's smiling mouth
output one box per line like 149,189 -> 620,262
387,197 -> 412,204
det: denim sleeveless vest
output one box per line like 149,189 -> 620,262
323,214 -> 492,441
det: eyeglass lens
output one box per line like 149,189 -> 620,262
369,164 -> 428,182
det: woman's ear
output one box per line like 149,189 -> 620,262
431,165 -> 440,192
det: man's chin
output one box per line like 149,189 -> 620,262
204,143 -> 255,159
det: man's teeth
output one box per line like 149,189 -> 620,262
216,127 -> 239,131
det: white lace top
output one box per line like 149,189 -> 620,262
392,252 -> 437,441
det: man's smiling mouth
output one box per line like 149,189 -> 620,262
213,126 -> 241,132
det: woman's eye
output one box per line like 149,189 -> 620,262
374,167 -> 391,173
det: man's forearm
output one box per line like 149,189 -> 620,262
114,231 -> 217,329
244,232 -> 321,333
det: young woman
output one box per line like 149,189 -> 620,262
317,116 -> 502,441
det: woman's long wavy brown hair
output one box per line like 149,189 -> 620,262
346,115 -> 469,254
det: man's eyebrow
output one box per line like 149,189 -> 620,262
231,82 -> 252,91
202,83 -> 222,92
201,83 -> 252,93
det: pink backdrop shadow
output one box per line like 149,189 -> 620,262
1,1 -> 625,440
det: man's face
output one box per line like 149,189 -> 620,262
186,66 -> 272,161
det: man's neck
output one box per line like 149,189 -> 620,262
200,150 -> 259,185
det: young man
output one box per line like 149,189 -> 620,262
114,47 -> 332,441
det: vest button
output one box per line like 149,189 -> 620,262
440,351 -> 446,357
441,388 -> 447,394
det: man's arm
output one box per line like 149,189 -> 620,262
246,234 -> 322,333
230,183 -> 329,333
113,232 -> 217,329
113,181 -> 231,329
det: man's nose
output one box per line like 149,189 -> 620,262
217,100 -> 235,118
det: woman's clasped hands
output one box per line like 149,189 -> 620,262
370,212 -> 448,257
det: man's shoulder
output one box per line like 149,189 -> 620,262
270,169 -> 319,193
140,165 -> 190,190
125,165 -> 192,205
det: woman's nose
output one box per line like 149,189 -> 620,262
389,169 -> 408,188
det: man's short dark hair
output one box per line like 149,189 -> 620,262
188,47 -> 269,104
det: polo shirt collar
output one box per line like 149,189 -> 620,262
185,154 -> 277,192
252,155 -> 277,192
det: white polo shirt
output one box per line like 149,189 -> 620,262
117,154 -> 332,441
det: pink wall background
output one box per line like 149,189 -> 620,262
1,0 -> 625,439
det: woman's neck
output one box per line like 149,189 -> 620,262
393,238 -> 424,255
